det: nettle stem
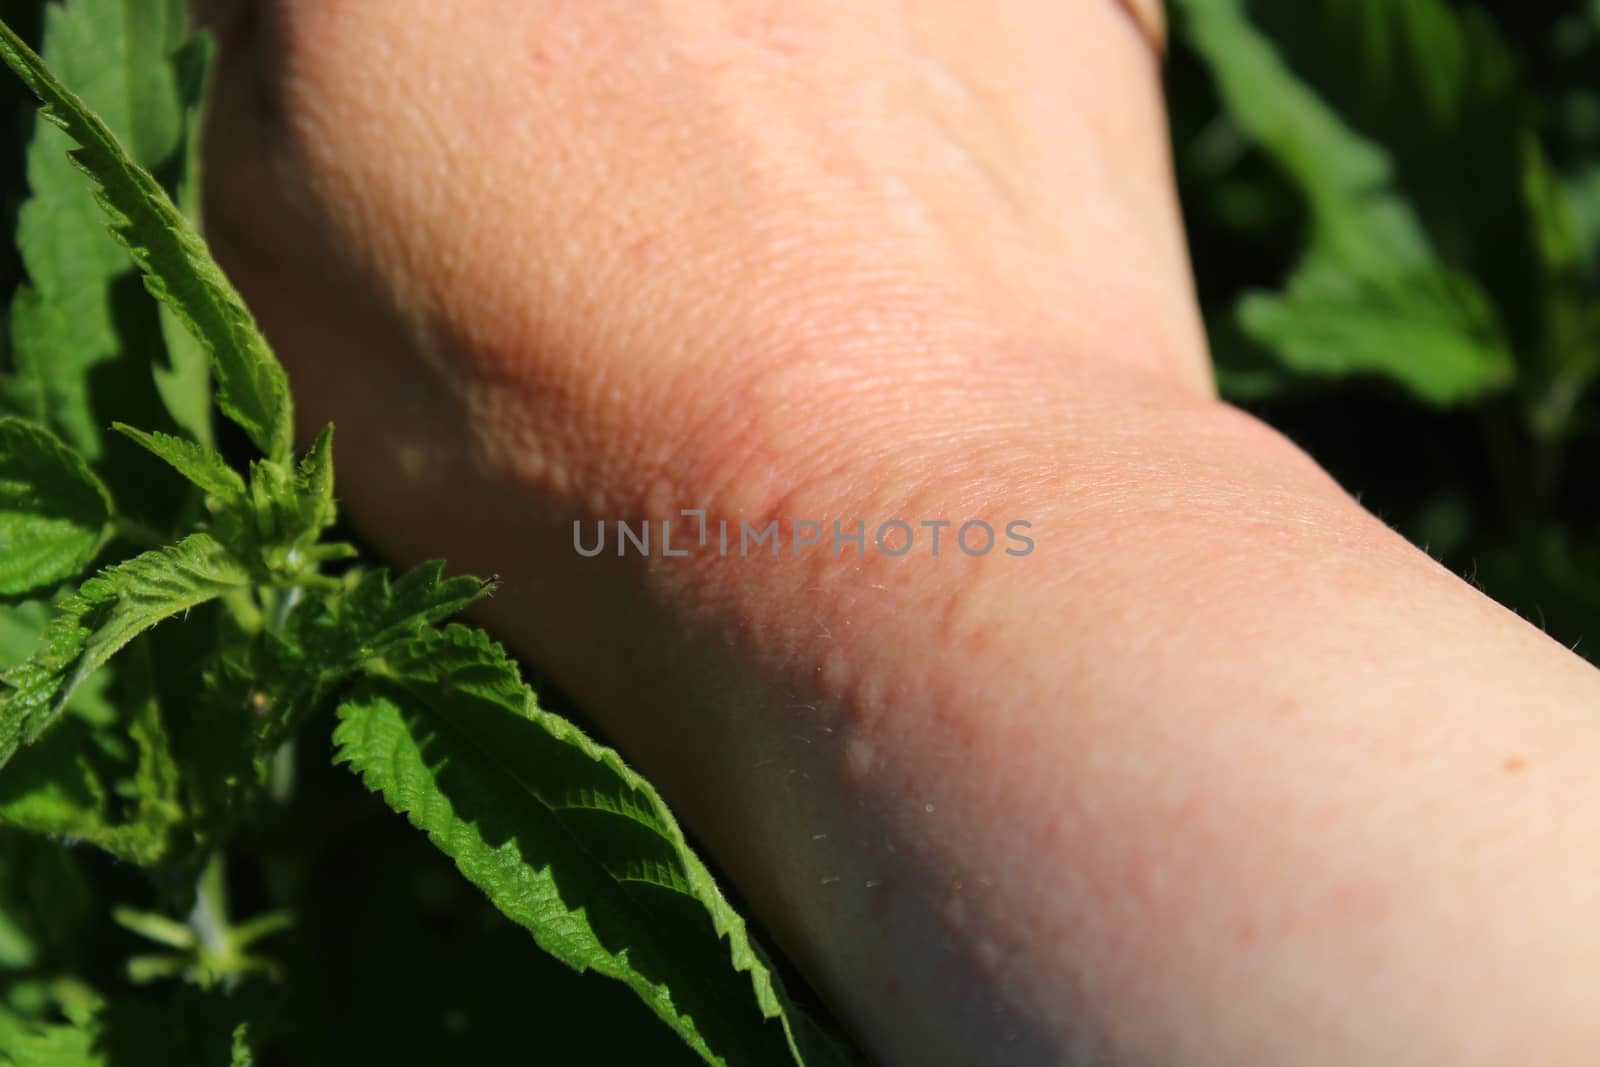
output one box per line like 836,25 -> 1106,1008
112,515 -> 169,550
268,584 -> 303,634
187,851 -> 234,988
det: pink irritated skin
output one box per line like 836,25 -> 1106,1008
199,2 -> 1600,1065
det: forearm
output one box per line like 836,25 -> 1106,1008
584,372 -> 1600,1067
301,336 -> 1600,1065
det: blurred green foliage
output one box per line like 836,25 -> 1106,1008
1169,0 -> 1600,658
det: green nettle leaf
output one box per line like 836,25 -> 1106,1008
1518,144 -> 1600,431
153,33 -> 217,448
111,425 -> 243,503
0,419 -> 112,597
0,1015 -> 104,1067
0,832 -> 95,975
0,604 -> 52,672
228,1024 -> 253,1067
1569,167 -> 1600,268
291,427 -> 336,538
1525,142 -> 1585,281
289,563 -> 490,676
334,625 -> 812,1067
279,562 -> 488,681
247,561 -> 492,756
1174,0 -> 1517,405
112,423 -> 351,580
1237,258 -> 1513,407
1247,0 -> 1536,331
245,427 -> 338,568
0,600 -> 115,732
1,0 -> 200,455
0,16 -> 294,462
0,534 -> 250,769
0,910 -> 32,973
0,648 -> 183,866
0,990 -> 259,1067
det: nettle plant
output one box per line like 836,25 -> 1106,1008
1169,0 -> 1600,644
0,6 -> 855,1065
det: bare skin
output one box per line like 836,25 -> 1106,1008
198,2 -> 1600,1064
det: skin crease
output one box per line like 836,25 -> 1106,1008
1115,0 -> 1166,51
193,2 -> 1600,1065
